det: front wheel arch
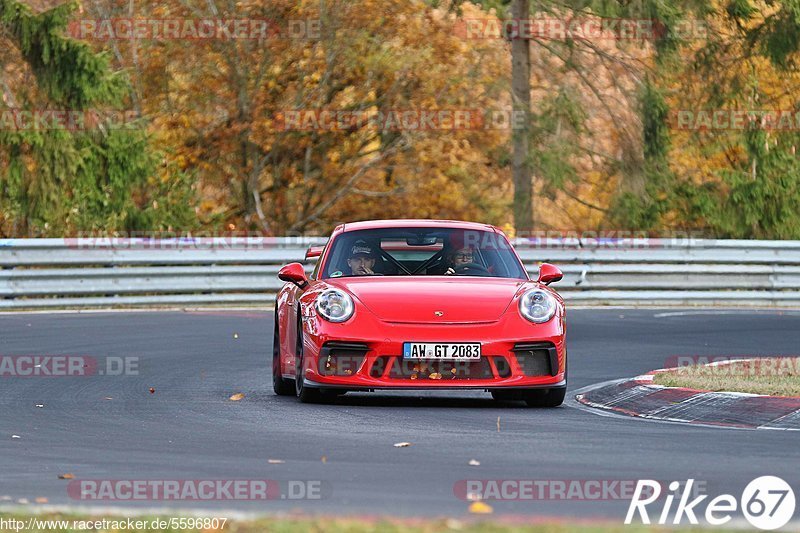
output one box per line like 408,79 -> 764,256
272,308 -> 295,396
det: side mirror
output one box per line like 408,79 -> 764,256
278,262 -> 309,289
305,245 -> 324,260
537,263 -> 563,286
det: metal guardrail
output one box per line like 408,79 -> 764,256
2,237 -> 800,308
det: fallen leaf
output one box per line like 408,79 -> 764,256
343,369 -> 352,375
468,501 -> 493,514
468,459 -> 480,466
11,435 -> 20,439
35,404 -> 44,408
445,518 -> 464,530
428,373 -> 442,380
267,459 -> 285,464
34,497 -> 48,504
410,374 -> 418,380
149,387 -> 155,394
393,442 -> 412,448
58,474 -> 75,480
321,456 -> 327,464
450,368 -> 457,374
229,393 -> 245,401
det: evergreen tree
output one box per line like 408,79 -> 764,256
609,79 -> 675,230
695,125 -> 800,238
0,0 -> 196,236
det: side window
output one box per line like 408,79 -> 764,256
310,245 -> 326,280
321,236 -> 349,278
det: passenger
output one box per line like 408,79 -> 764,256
346,240 -> 379,276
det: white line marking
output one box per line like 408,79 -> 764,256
758,409 -> 800,430
570,381 -> 800,432
654,310 -> 800,318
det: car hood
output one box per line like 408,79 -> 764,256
328,277 -> 529,323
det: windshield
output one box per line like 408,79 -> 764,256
321,227 -> 527,280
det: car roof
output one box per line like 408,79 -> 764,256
339,219 -> 499,233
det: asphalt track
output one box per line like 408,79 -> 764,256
1,309 -> 799,522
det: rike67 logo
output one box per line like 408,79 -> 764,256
626,476 -> 795,530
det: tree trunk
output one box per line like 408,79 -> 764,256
511,0 -> 533,235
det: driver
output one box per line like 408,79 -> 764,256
428,234 -> 477,275
346,240 -> 378,276
443,245 -> 475,275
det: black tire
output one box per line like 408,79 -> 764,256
493,354 -> 568,407
523,386 -> 566,407
272,311 -> 295,396
294,318 -> 333,404
490,390 -> 523,401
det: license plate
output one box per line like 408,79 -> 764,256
402,342 -> 481,360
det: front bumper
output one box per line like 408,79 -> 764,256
302,377 -> 567,391
298,309 -> 566,390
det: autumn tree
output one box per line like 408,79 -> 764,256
86,0 -> 512,235
0,0 -> 197,236
7,0 -> 800,238
615,0 -> 800,238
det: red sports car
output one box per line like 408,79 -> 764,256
273,219 -> 566,406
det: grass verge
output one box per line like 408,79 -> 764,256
0,512 -> 724,533
652,357 -> 800,396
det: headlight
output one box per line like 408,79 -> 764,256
316,289 -> 354,322
519,289 -> 557,323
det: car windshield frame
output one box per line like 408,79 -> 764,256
319,227 -> 528,280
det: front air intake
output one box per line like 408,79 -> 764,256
318,342 -> 369,377
511,342 -> 559,377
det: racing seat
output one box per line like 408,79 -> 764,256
375,255 -> 398,275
